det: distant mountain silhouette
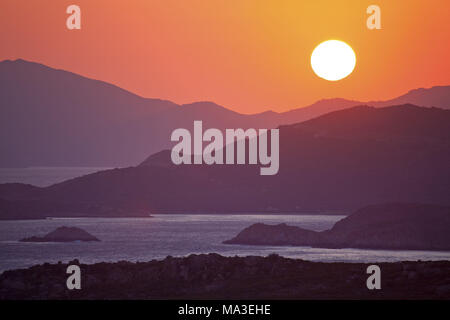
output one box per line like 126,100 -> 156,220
369,86 -> 450,109
1,104 -> 449,218
278,98 -> 363,125
287,103 -> 450,142
1,59 -> 449,167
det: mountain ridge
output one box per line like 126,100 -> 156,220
0,104 -> 449,218
1,59 -> 449,167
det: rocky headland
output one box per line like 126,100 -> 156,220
224,204 -> 450,251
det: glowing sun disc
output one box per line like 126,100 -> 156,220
311,40 -> 356,81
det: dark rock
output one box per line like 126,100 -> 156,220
224,203 -> 450,251
0,254 -> 449,300
224,223 -> 322,246
435,284 -> 450,296
20,226 -> 100,242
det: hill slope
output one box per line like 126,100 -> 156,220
1,59 -> 449,167
224,203 -> 450,250
0,104 -> 449,218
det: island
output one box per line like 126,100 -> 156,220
224,203 -> 450,251
20,226 -> 100,242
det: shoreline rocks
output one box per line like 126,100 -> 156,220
0,253 -> 449,300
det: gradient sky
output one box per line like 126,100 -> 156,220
1,0 -> 449,113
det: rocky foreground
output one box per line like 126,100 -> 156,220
1,254 -> 449,300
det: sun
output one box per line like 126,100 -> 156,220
311,40 -> 356,81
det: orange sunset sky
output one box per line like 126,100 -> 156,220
1,0 -> 449,114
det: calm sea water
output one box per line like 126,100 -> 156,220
1,214 -> 449,273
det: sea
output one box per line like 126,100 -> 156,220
0,167 -> 449,273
